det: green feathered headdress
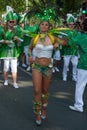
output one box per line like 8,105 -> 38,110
19,13 -> 27,23
13,13 -> 18,21
6,6 -> 14,21
66,13 -> 75,24
6,11 -> 14,21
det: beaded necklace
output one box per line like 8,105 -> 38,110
39,33 -> 47,43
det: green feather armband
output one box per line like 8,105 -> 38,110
28,52 -> 32,57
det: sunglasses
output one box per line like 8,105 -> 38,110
9,21 -> 15,23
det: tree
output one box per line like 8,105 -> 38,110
0,0 -> 83,19
0,0 -> 26,16
62,0 -> 82,15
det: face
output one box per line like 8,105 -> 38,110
20,23 -> 24,28
7,20 -> 15,27
0,21 -> 5,27
68,22 -> 75,29
39,21 -> 49,33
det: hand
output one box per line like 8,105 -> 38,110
28,56 -> 33,64
5,40 -> 10,44
53,43 -> 59,50
0,40 -> 5,44
13,36 -> 19,41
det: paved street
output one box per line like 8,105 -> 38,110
0,60 -> 87,130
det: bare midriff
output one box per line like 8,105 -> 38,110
35,57 -> 51,67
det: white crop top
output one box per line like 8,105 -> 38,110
35,44 -> 53,58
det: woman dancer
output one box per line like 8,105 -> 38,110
28,20 -> 67,125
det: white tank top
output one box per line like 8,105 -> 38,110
35,44 -> 53,58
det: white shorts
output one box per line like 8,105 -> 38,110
4,58 -> 17,73
23,46 -> 29,55
53,50 -> 61,61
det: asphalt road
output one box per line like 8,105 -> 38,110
0,60 -> 87,130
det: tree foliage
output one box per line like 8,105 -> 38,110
0,0 -> 83,18
0,0 -> 26,15
62,0 -> 82,14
